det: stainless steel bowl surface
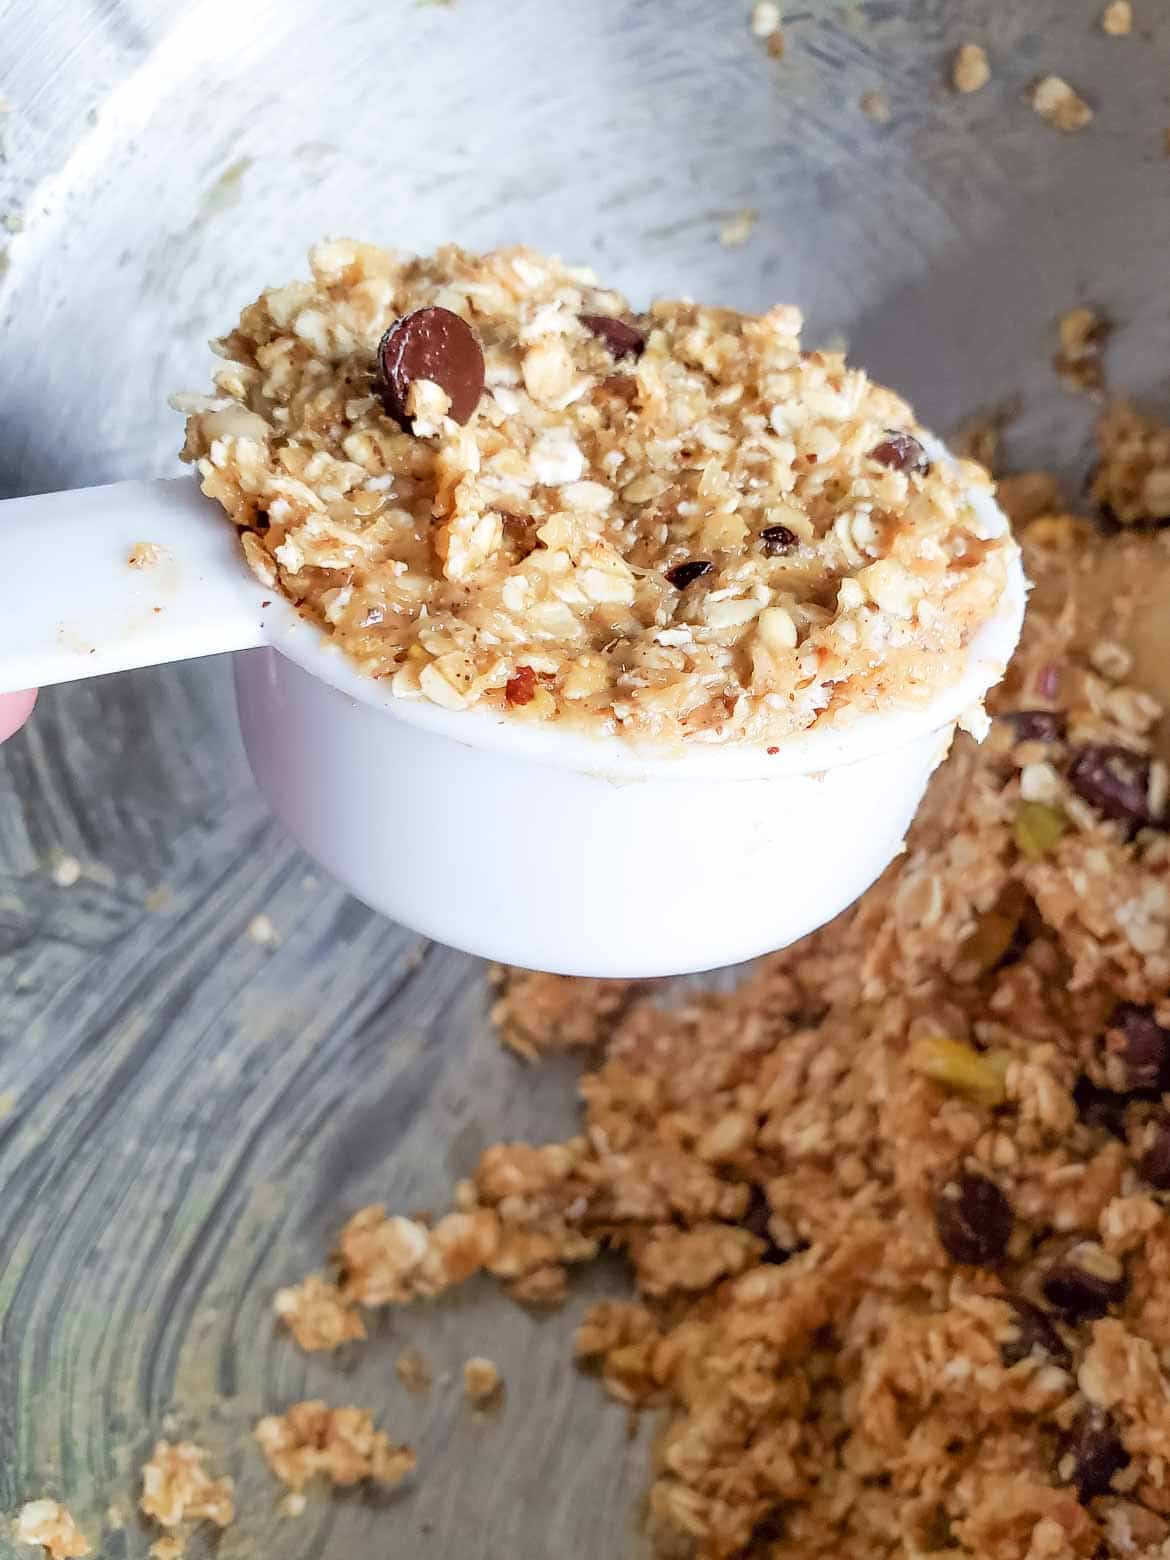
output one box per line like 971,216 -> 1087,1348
1,2 -> 1167,1554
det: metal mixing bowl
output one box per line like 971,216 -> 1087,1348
1,2 -> 1167,1554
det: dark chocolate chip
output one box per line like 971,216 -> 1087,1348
869,431 -> 930,474
1139,1115 -> 1170,1189
1102,1003 -> 1170,1092
1066,744 -> 1162,830
665,560 -> 714,590
1073,1075 -> 1129,1139
505,666 -> 537,707
1001,710 -> 1068,744
1042,1248 -> 1127,1321
1069,1408 -> 1129,1503
580,314 -> 646,360
999,1298 -> 1070,1369
759,524 -> 799,556
934,1171 -> 1013,1267
377,306 -> 485,427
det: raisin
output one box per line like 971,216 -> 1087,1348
999,1298 -> 1070,1369
1068,1408 -> 1129,1503
934,1172 -> 1013,1266
665,560 -> 714,590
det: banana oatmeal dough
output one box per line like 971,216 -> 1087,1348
180,241 -> 1013,745
275,490 -> 1170,1557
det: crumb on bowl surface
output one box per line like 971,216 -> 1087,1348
179,241 -> 1014,748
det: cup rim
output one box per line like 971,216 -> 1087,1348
254,436 -> 1026,782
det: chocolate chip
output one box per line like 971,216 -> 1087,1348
1001,710 -> 1068,744
759,524 -> 798,556
377,306 -> 485,427
666,560 -> 714,590
505,666 -> 537,707
1069,1408 -> 1129,1503
1000,1298 -> 1070,1369
580,314 -> 646,360
934,1171 -> 1013,1267
1139,1115 -> 1170,1189
869,431 -> 930,474
1073,1075 -> 1129,1139
1042,1246 -> 1127,1321
1102,1003 -> 1170,1092
1066,744 -> 1162,830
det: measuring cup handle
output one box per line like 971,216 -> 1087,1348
0,477 -> 267,694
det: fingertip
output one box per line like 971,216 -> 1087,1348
0,689 -> 37,742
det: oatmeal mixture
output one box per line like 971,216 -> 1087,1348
274,449 -> 1170,1555
253,1401 -> 415,1498
180,242 -> 1013,745
11,1500 -> 90,1559
139,1439 -> 234,1558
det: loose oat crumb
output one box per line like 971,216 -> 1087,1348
463,1357 -> 502,1403
254,1402 -> 415,1494
396,1346 -> 433,1393
139,1441 -> 234,1533
1101,0 -> 1132,34
1093,399 -> 1170,523
1031,75 -> 1094,132
717,208 -> 757,248
1054,306 -> 1111,397
149,1539 -> 183,1560
246,913 -> 279,947
278,1492 -> 307,1519
951,43 -> 990,94
273,1273 -> 365,1351
749,0 -> 781,38
128,541 -> 167,569
48,853 -> 82,888
12,1501 -> 90,1559
860,87 -> 891,124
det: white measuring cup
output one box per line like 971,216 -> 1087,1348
0,450 -> 1025,977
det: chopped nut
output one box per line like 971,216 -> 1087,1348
1030,76 -> 1093,132
951,43 -> 990,94
1100,0 -> 1132,33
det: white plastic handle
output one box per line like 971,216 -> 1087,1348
0,478 -> 266,694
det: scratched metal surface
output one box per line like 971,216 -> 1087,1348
1,1 -> 1168,1554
